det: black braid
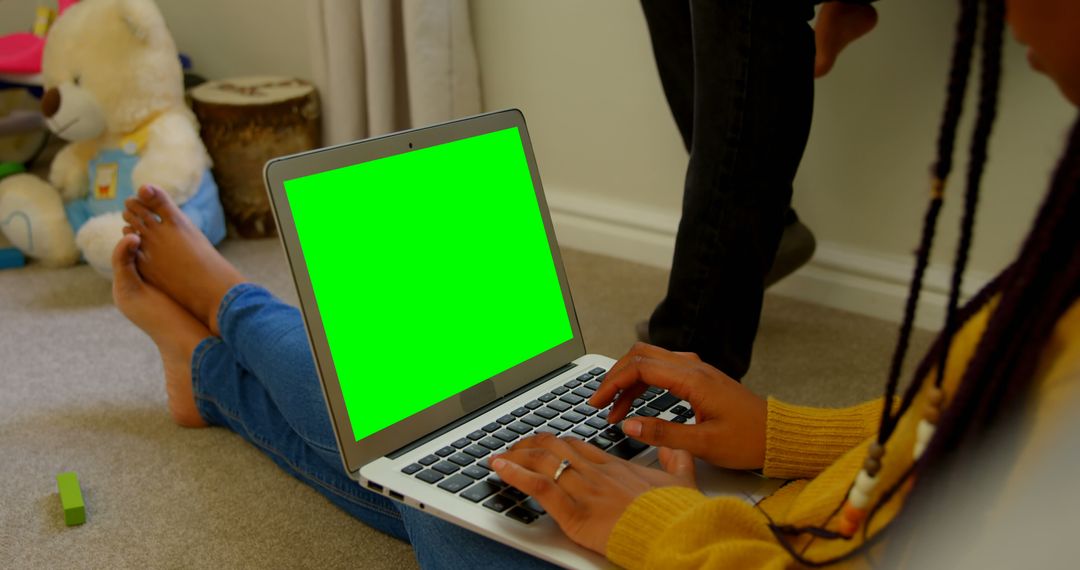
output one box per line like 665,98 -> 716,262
934,0 -> 1004,389
889,115 -> 1080,566
879,0 -> 979,443
769,0 -> 1080,564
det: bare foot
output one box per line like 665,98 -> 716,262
112,233 -> 210,427
814,3 -> 878,78
121,185 -> 245,336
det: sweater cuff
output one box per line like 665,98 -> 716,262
763,397 -> 886,480
607,486 -> 709,568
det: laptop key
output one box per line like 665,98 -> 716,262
572,387 -> 595,399
463,465 -> 490,479
632,398 -> 645,408
633,407 -> 660,418
684,408 -> 695,418
487,473 -> 506,487
461,481 -> 501,503
478,457 -> 492,470
551,386 -> 569,395
438,474 -> 474,494
598,409 -> 610,420
497,415 -> 515,425
572,425 -> 597,438
493,429 -> 519,443
574,403 -> 598,416
464,445 -> 490,458
507,422 -> 532,435
602,426 -> 625,442
479,437 -> 504,451
448,453 -> 474,467
534,407 -> 557,420
511,407 -> 529,418
525,400 -> 543,410
548,418 -> 573,432
523,497 -> 546,515
452,438 -> 470,449
589,436 -> 613,450
589,367 -> 607,376
538,393 -> 556,403
647,386 -> 664,395
483,494 -> 515,513
521,414 -> 545,427
670,405 -> 688,416
401,463 -> 423,475
483,422 -> 501,433
585,379 -> 602,390
416,469 -> 444,484
672,415 -> 688,423
506,506 -> 538,525
608,438 -> 648,460
559,393 -> 585,406
640,391 -> 657,401
563,379 -> 581,389
435,446 -> 455,457
468,430 -> 487,441
547,400 -> 571,413
419,454 -> 439,466
586,417 -> 608,430
561,411 -> 586,424
534,426 -> 559,436
503,487 -> 527,501
432,461 -> 460,475
647,392 -> 681,412
577,373 -> 594,383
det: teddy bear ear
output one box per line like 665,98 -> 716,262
117,0 -> 164,44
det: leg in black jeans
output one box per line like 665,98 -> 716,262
641,0 -> 816,379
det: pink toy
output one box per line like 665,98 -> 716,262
0,1 -> 78,75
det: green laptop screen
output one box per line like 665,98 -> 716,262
283,127 -> 573,442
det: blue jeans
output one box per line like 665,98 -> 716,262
190,284 -> 558,570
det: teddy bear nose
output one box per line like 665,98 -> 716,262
41,88 -> 62,118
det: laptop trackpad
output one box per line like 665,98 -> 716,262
644,454 -> 781,504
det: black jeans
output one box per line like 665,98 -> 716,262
642,0 -> 816,379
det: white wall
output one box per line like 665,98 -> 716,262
470,0 -> 1076,326
6,1 -> 1075,326
0,0 -> 313,82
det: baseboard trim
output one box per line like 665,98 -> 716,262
545,189 -> 995,330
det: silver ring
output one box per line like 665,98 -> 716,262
552,459 -> 572,482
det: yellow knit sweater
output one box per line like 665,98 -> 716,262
606,298 -> 1080,569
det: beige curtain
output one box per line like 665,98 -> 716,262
307,0 -> 482,146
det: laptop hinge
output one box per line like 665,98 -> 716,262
385,362 -> 579,460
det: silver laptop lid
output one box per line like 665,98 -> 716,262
264,110 -> 586,474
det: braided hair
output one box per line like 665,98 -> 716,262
768,0 -> 1080,564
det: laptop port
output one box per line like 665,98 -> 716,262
366,481 -> 384,493
389,490 -> 404,501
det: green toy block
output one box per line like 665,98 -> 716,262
56,471 -> 86,526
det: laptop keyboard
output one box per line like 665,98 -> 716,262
397,366 -> 694,525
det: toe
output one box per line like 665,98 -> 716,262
138,185 -> 182,221
112,233 -> 143,290
126,198 -> 160,227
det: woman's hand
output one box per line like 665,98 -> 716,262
590,342 -> 768,470
491,433 -> 696,555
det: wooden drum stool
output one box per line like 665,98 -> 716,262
189,76 -> 320,237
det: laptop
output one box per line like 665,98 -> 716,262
263,109 -> 780,569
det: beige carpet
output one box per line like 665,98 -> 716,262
0,239 -> 931,568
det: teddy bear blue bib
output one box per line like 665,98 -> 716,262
63,126 -> 226,245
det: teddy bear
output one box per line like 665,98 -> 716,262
0,0 -> 225,277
